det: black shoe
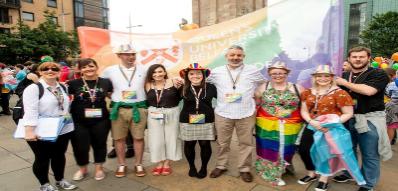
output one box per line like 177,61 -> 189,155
332,174 -> 354,183
297,175 -> 317,185
107,149 -> 116,158
0,110 -> 11,115
315,182 -> 329,191
188,167 -> 198,177
197,168 -> 207,179
358,187 -> 373,191
125,148 -> 135,158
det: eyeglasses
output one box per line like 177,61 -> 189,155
269,73 -> 287,76
41,67 -> 60,72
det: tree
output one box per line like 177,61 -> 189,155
360,11 -> 398,57
0,11 -> 79,65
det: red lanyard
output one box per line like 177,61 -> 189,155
153,81 -> 166,107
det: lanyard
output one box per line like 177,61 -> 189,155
226,65 -> 244,90
118,65 -> 136,87
190,85 -> 202,114
47,86 -> 64,111
348,70 -> 367,83
82,78 -> 98,107
313,86 -> 333,115
153,81 -> 166,107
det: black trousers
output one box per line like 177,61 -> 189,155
184,140 -> 212,170
27,133 -> 71,185
298,127 -> 315,171
71,119 -> 111,166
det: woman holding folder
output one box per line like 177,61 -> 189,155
23,62 -> 77,191
68,58 -> 113,181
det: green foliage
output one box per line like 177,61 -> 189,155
0,11 -> 80,65
360,11 -> 398,57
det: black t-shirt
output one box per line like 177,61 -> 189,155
180,83 -> 217,123
67,77 -> 113,123
341,67 -> 389,114
146,86 -> 181,108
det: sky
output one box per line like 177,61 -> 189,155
109,0 -> 192,33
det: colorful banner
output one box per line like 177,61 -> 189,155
78,0 -> 344,87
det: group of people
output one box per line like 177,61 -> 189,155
20,44 -> 392,191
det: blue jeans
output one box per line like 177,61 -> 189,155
343,118 -> 380,189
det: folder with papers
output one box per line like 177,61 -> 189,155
14,117 -> 69,141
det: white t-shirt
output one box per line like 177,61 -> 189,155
102,64 -> 147,103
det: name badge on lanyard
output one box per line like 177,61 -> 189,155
84,108 -> 102,118
122,90 -> 137,101
150,111 -> 165,120
225,93 -> 243,103
189,114 -> 205,124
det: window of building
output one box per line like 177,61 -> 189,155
0,8 -> 10,24
74,2 -> 84,17
22,12 -> 34,21
48,0 -> 57,8
0,27 -> 11,34
22,0 -> 34,3
348,3 -> 367,49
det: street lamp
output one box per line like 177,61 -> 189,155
127,12 -> 143,43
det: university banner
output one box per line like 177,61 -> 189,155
78,0 -> 344,87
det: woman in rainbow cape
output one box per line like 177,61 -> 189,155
254,61 -> 304,186
299,65 -> 365,191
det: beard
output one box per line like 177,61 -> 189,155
350,61 -> 369,70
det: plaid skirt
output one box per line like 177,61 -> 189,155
179,122 -> 215,141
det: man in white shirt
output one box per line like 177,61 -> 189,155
102,44 -> 148,177
208,45 -> 266,182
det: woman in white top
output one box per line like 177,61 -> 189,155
23,62 -> 77,191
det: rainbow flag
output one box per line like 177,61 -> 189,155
78,0 -> 343,87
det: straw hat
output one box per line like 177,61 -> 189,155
268,61 -> 290,73
113,44 -> 137,54
311,65 -> 335,75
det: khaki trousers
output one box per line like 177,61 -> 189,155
214,113 -> 256,172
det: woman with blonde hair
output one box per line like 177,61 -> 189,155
298,65 -> 364,191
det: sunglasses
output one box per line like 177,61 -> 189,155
41,67 -> 60,72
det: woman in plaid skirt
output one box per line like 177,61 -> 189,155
179,63 -> 217,179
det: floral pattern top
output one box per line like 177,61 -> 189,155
261,83 -> 300,118
301,88 -> 354,119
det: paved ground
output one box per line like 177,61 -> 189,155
1,95 -> 398,191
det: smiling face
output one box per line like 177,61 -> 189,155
226,48 -> 245,69
187,70 -> 204,85
313,73 -> 334,87
152,66 -> 167,81
268,68 -> 288,84
80,62 -> 98,78
39,63 -> 61,80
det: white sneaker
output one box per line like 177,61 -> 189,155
55,179 -> 77,190
276,178 -> 286,186
72,170 -> 87,181
40,183 -> 59,191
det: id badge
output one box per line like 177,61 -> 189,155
122,90 -> 137,101
225,93 -> 243,103
84,108 -> 102,118
150,111 -> 165,120
189,114 -> 205,124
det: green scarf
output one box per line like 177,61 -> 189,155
110,101 -> 148,123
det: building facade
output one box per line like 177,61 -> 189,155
0,0 -> 109,34
73,0 -> 109,29
345,0 -> 398,52
0,0 -> 21,33
192,0 -> 266,27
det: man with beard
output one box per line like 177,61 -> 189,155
208,45 -> 266,182
334,46 -> 392,191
